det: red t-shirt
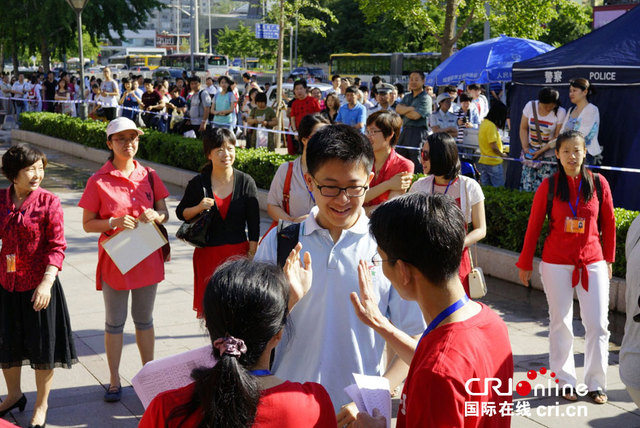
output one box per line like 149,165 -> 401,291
140,380 -> 337,427
364,149 -> 414,207
397,304 -> 513,428
78,160 -> 170,291
290,96 -> 321,131
516,172 -> 616,290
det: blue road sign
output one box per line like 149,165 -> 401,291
255,23 -> 279,39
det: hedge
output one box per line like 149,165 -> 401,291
19,112 -> 295,189
19,112 -> 639,277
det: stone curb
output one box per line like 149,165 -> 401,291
11,128 -> 627,313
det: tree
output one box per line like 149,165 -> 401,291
0,0 -> 162,72
356,0 -> 584,61
539,2 -> 592,47
296,0 -> 439,64
216,23 -> 262,68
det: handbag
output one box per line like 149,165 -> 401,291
468,247 -> 487,299
520,101 -> 545,169
146,168 -> 171,262
176,184 -> 214,248
464,178 -> 487,299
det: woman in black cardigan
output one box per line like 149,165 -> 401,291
176,128 -> 260,317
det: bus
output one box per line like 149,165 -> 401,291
109,54 -> 163,70
328,52 -> 440,86
160,53 -> 230,79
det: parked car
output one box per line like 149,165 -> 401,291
85,66 -> 105,75
291,66 -> 327,82
153,67 -> 186,81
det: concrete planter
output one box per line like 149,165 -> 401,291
11,128 -> 628,313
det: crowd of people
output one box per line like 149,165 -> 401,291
1,63 -> 633,427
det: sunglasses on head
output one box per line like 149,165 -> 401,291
420,150 -> 430,162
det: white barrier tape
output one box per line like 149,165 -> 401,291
3,95 -> 300,137
396,144 -> 640,174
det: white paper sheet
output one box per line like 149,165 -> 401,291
132,345 -> 216,409
344,373 -> 391,428
101,221 -> 167,274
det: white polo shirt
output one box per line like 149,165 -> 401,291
255,206 -> 426,410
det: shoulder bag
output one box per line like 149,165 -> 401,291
520,101 -> 544,169
146,168 -> 171,262
176,179 -> 215,248
464,178 -> 487,299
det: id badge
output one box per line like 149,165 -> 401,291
6,254 -> 16,273
565,217 -> 586,234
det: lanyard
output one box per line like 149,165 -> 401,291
249,369 -> 272,376
300,162 -> 315,203
419,295 -> 470,345
431,177 -> 456,195
568,179 -> 582,217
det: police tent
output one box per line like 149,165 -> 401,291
507,5 -> 640,210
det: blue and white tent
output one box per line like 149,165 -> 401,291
507,5 -> 640,210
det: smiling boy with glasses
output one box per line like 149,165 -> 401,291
255,124 -> 425,425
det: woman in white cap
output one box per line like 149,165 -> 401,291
78,117 -> 170,403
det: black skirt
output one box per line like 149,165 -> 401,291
0,277 -> 78,370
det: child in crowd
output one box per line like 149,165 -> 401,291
247,92 -> 277,149
255,124 -> 425,426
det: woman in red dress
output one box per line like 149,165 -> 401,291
176,128 -> 260,317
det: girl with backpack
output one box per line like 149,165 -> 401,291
517,130 -> 616,405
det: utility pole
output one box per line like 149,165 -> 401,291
275,0 -> 285,139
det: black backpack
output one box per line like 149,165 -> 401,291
276,221 -> 301,268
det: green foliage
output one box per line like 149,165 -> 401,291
296,0 -> 439,63
18,112 -> 294,189
539,2 -> 592,48
19,112 -> 638,278
356,0 -> 589,60
0,0 -> 162,70
216,23 -> 277,66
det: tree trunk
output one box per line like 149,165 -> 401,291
11,27 -> 19,75
0,43 -> 4,74
40,36 -> 51,72
440,0 -> 460,61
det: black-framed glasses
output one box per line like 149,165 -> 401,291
312,178 -> 368,198
371,253 -> 398,266
421,150 -> 430,162
365,129 -> 383,137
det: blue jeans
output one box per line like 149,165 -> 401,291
478,163 -> 504,187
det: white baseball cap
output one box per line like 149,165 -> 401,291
436,92 -> 452,105
106,117 -> 144,139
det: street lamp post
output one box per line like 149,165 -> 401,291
65,0 -> 89,120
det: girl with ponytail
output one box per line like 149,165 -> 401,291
517,130 -> 616,405
140,254 -> 336,427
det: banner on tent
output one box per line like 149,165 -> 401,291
513,65 -> 640,86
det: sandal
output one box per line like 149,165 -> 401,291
103,384 -> 122,403
587,390 -> 608,404
561,386 -> 577,401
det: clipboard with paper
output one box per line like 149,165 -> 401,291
101,221 -> 168,274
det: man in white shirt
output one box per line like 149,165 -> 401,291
255,124 -> 425,425
205,76 -> 218,97
11,73 -> 27,119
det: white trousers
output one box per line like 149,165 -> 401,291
627,385 -> 640,408
540,260 -> 610,391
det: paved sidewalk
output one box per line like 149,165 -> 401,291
1,140 -> 639,427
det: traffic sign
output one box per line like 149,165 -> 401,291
255,23 -> 279,40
